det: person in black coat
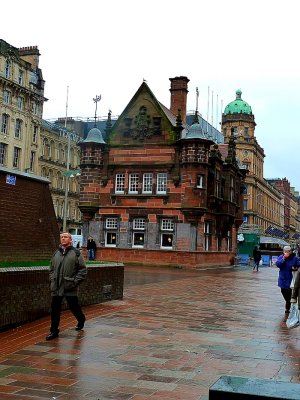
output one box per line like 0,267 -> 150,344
87,236 -> 97,261
253,245 -> 261,272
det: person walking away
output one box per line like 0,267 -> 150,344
46,232 -> 87,341
253,245 -> 261,272
276,245 -> 300,318
87,236 -> 97,261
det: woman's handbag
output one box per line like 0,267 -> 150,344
286,303 -> 300,329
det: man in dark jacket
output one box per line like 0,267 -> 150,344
276,245 -> 300,317
46,232 -> 87,341
87,236 -> 97,260
253,245 -> 261,272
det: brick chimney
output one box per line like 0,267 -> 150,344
18,46 -> 40,70
169,76 -> 189,123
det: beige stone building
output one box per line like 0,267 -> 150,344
0,39 -> 45,173
222,90 -> 284,234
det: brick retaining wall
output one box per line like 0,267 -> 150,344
0,264 -> 124,331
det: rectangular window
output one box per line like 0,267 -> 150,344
33,125 -> 38,143
15,119 -> 22,139
204,221 -> 212,251
215,170 -> 221,197
157,173 -> 167,194
243,199 -> 248,210
160,218 -> 174,249
115,174 -> 125,193
230,176 -> 235,202
105,217 -> 118,247
32,101 -> 38,114
17,96 -> 23,111
1,114 -> 9,134
0,143 -> 7,165
13,147 -> 21,168
18,69 -> 24,85
132,218 -> 146,248
227,230 -> 232,251
129,173 -> 139,194
30,151 -> 35,171
5,60 -> 11,78
244,127 -> 249,142
3,90 -> 11,104
143,173 -> 153,193
197,174 -> 204,188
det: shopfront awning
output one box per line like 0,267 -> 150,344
260,236 -> 290,246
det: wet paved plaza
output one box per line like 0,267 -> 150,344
0,264 -> 299,399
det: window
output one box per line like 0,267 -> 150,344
3,90 -> 11,104
243,199 -> 248,210
132,218 -> 146,248
4,59 -> 11,78
160,218 -> 174,249
29,151 -> 35,171
15,119 -> 22,139
105,217 -> 118,247
32,100 -> 38,114
230,176 -> 235,202
13,147 -> 21,168
129,173 -> 139,194
17,96 -> 24,111
143,173 -> 153,193
157,173 -> 167,194
226,230 -> 232,251
215,170 -> 221,197
204,221 -> 212,251
244,127 -> 249,142
32,125 -> 38,143
0,143 -> 7,165
18,69 -> 24,85
1,114 -> 9,134
115,174 -> 125,193
196,174 -> 204,188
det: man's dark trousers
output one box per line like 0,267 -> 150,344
50,296 -> 85,334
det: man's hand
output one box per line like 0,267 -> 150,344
291,298 -> 297,303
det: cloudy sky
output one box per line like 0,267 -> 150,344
2,0 -> 299,190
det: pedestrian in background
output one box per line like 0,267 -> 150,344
276,245 -> 300,317
253,245 -> 261,272
87,236 -> 97,261
46,232 -> 87,341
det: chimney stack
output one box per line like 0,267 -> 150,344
169,76 -> 189,123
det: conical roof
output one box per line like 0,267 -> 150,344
224,89 -> 252,115
83,127 -> 105,144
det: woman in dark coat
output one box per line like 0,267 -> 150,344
253,245 -> 261,272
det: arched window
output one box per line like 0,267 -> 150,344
43,138 -> 50,157
4,59 -> 11,79
50,140 -> 55,159
57,171 -> 63,189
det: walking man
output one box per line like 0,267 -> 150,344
46,232 -> 87,340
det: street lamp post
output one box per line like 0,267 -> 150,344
62,132 -> 71,232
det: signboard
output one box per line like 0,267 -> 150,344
261,255 -> 270,266
6,174 -> 16,185
271,256 -> 278,266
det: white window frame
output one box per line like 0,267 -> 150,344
105,217 -> 118,247
133,218 -> 146,230
4,59 -> 11,79
196,174 -> 204,188
17,96 -> 24,111
129,173 -> 139,194
106,217 -> 118,229
160,218 -> 174,249
161,219 -> 174,231
18,69 -> 24,85
115,173 -> 125,194
204,221 -> 212,251
157,173 -> 167,194
142,173 -> 153,193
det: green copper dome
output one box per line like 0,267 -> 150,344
224,89 -> 252,115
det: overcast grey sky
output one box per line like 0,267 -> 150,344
2,0 -> 300,190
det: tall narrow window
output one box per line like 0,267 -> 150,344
18,69 -> 24,85
17,96 -> 23,111
197,174 -> 204,188
204,221 -> 212,251
1,114 -> 9,134
13,147 -> 21,168
244,127 -> 249,142
3,90 -> 11,104
0,143 -> 7,165
132,218 -> 146,248
215,170 -> 221,197
230,176 -> 235,202
32,125 -> 38,143
142,173 -> 153,193
4,59 -> 11,78
15,119 -> 22,139
129,173 -> 139,194
157,173 -> 167,194
115,173 -> 125,193
105,217 -> 118,247
32,100 -> 38,114
160,218 -> 174,249
29,151 -> 35,171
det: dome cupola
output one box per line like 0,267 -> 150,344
224,89 -> 252,115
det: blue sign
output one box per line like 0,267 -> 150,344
6,174 -> 16,185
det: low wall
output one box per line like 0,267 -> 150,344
82,248 -> 235,268
0,264 -> 124,331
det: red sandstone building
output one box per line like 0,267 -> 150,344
78,77 -> 246,268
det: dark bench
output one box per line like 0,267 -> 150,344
209,376 -> 300,400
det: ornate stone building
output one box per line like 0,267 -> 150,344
0,39 -> 45,173
78,77 -> 246,268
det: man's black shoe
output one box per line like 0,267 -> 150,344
75,317 -> 86,331
46,332 -> 59,341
